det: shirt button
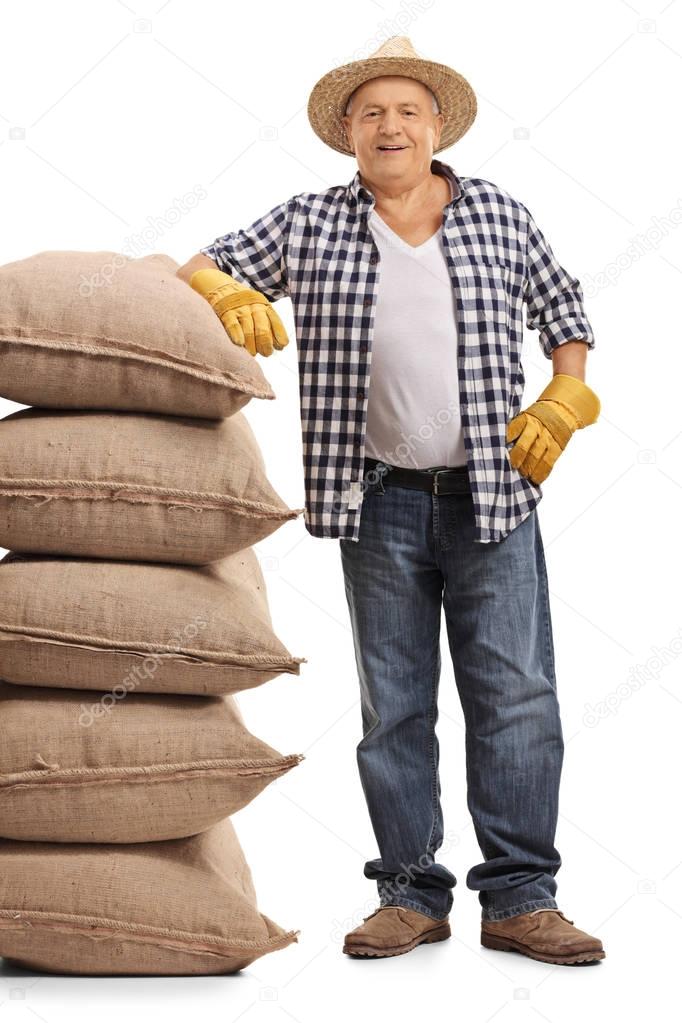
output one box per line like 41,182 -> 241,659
369,254 -> 378,265
363,297 -> 372,308
359,344 -> 368,354
358,389 -> 366,400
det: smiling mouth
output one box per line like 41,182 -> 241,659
377,145 -> 408,152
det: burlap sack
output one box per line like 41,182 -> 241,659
0,550 -> 305,695
0,408 -> 303,563
0,818 -> 299,974
0,681 -> 303,842
0,250 -> 275,418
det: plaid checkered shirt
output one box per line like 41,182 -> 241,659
200,157 -> 595,543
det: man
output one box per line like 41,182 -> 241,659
177,36 -> 604,966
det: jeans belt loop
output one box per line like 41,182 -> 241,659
432,469 -> 444,495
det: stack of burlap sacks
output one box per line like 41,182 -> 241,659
0,251 -> 307,975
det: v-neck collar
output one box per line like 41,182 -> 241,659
369,209 -> 442,253
368,171 -> 452,252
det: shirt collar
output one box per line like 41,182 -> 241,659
347,156 -> 464,210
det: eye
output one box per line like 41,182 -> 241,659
403,111 -> 416,116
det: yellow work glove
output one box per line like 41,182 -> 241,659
190,268 -> 289,358
506,373 -> 600,484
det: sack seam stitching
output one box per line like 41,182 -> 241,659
0,479 -> 303,518
0,754 -> 304,788
0,334 -> 273,398
0,624 -> 305,666
0,910 -> 299,954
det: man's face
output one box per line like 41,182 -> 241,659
340,76 -> 444,184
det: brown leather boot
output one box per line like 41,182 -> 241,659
343,906 -> 451,958
481,908 -> 605,964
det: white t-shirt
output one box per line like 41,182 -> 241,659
364,197 -> 466,470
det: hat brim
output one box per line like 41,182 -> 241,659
307,55 -> 477,156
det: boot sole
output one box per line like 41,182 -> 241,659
343,922 -> 451,958
481,932 -> 605,965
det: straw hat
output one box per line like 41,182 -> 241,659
307,36 -> 477,156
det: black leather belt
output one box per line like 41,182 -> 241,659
363,456 -> 471,495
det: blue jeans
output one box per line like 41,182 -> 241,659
339,471 -> 564,923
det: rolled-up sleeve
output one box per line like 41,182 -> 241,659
521,204 -> 595,359
199,197 -> 295,303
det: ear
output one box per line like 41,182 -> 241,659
340,115 -> 354,151
433,111 -> 445,148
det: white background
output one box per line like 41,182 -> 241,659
1,0 -> 681,1019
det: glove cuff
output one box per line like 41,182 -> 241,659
536,373 -> 601,428
190,269 -> 268,317
190,268 -> 240,299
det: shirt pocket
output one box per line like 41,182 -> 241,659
451,256 -> 525,340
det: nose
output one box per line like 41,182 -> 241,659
378,111 -> 404,136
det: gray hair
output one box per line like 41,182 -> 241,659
344,83 -> 440,117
